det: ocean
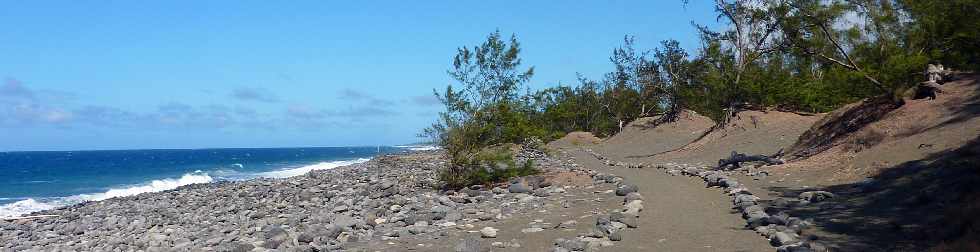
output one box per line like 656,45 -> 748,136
0,145 -> 438,218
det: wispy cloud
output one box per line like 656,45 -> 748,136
338,88 -> 395,106
73,105 -> 142,126
281,102 -> 398,128
1,77 -> 35,99
332,88 -> 401,120
154,102 -> 237,128
284,104 -> 326,120
9,103 -> 73,124
283,104 -> 334,128
0,78 -> 401,131
0,77 -> 75,126
231,87 -> 280,103
408,94 -> 441,107
328,106 -> 397,117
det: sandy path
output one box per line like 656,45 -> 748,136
565,148 -> 771,251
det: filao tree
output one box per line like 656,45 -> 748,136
423,30 -> 538,188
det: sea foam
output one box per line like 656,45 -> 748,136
396,145 -> 441,151
76,173 -> 213,202
0,158 -> 370,218
259,158 -> 370,178
0,198 -> 59,219
0,173 -> 213,218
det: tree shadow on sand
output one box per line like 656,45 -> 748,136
760,136 -> 980,251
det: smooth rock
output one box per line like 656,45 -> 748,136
509,183 -> 532,194
615,184 -> 638,196
262,226 -> 288,249
608,231 -> 622,241
624,192 -> 643,203
555,238 -> 586,251
480,227 -> 498,238
799,191 -> 835,203
521,227 -> 544,233
624,200 -> 643,216
770,231 -> 799,246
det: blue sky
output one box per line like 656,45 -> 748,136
0,1 -> 720,151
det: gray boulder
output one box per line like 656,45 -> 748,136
551,247 -> 571,252
555,238 -> 587,251
333,215 -> 358,228
508,182 -> 532,194
615,184 -> 638,196
319,224 -> 343,240
532,188 -> 551,197
608,231 -> 622,241
460,188 -> 481,197
431,206 -> 451,220
438,196 -> 457,207
624,200 -> 644,216
624,192 -> 643,203
480,227 -> 498,238
769,231 -> 799,247
262,226 -> 289,249
296,232 -> 315,244
492,187 -> 508,194
767,212 -> 790,226
610,211 -> 639,228
798,191 -> 835,203
218,242 -> 254,252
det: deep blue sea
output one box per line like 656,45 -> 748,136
0,145 -> 436,218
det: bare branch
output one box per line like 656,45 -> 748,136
815,21 -> 886,91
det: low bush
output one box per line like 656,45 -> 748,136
439,145 -> 537,189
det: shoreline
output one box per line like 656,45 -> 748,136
2,150 -> 432,250
0,148 -> 411,219
1,146 -> 652,251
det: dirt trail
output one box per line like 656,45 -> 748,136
563,147 -> 772,251
560,74 -> 980,251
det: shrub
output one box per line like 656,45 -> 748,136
422,31 -> 542,189
438,144 -> 537,189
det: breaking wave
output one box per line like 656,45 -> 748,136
0,157 -> 372,218
259,158 -> 370,178
0,173 -> 213,218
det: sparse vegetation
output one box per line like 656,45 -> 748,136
437,144 -> 537,189
843,128 -> 887,153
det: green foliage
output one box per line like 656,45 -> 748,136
526,37 -> 663,137
424,30 -> 542,189
439,148 -> 538,188
899,0 -> 980,71
679,0 -> 975,115
422,30 -> 537,147
426,1 -> 979,188
438,146 -> 537,189
654,39 -> 690,118
528,76 -> 620,137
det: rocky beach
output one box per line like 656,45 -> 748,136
0,146 -> 653,252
